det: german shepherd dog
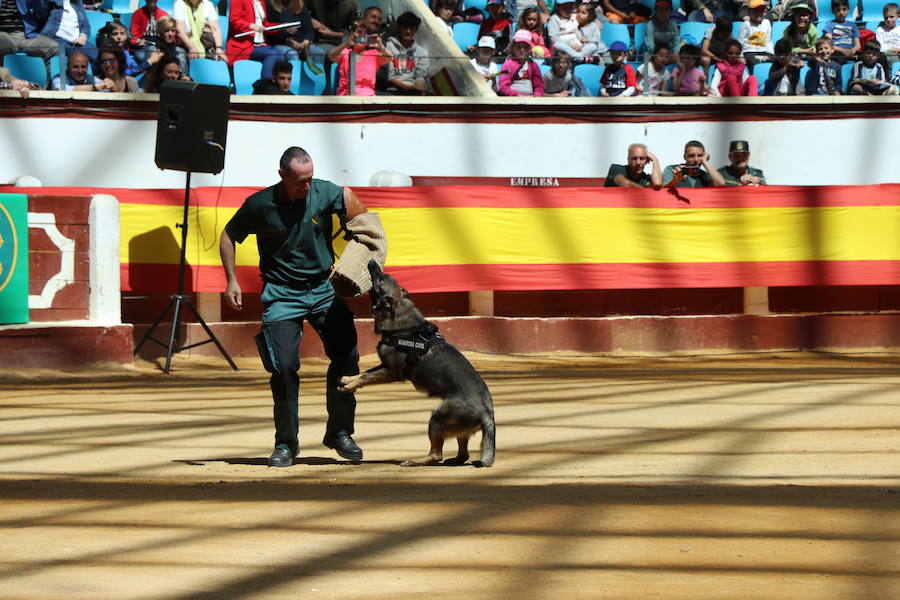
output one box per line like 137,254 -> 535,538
338,261 -> 496,467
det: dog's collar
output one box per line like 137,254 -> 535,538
382,330 -> 445,356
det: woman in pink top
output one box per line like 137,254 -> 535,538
498,28 -> 545,95
329,26 -> 391,96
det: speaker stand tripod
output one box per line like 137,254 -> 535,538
133,171 -> 239,374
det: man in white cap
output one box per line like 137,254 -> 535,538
471,35 -> 500,90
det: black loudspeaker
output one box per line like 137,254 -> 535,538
155,80 -> 229,174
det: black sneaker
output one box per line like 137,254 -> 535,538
268,447 -> 297,467
323,433 -> 363,460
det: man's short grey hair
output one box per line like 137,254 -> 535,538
280,147 -> 311,171
627,143 -> 647,155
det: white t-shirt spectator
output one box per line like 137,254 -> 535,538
172,0 -> 218,36
877,24 -> 900,52
57,0 -> 80,43
739,19 -> 774,54
637,62 -> 671,95
470,57 -> 500,90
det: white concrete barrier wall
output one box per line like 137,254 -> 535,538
89,195 -> 121,326
1,112 -> 898,188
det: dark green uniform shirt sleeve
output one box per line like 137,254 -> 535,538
605,164 -> 626,187
224,199 -> 257,243
718,166 -> 740,186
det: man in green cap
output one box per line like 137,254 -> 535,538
717,140 -> 767,186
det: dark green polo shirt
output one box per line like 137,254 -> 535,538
717,165 -> 767,187
604,164 -> 652,187
225,178 -> 345,288
663,164 -> 713,188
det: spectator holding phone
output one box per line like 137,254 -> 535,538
330,24 -> 390,95
764,38 -> 805,94
663,140 -> 726,188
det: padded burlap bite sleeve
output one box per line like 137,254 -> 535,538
328,211 -> 388,298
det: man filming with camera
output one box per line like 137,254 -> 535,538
663,140 -> 726,188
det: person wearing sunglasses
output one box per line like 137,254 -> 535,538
95,47 -> 140,92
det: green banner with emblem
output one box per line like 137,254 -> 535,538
0,194 -> 29,324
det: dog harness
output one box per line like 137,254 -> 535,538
382,330 -> 446,380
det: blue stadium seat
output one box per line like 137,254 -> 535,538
771,20 -> 789,41
600,23 -> 631,49
100,0 -> 132,14
290,59 -> 326,95
816,6 -> 835,22
633,21 -> 647,54
156,0 -> 175,14
452,22 -> 480,51
232,59 -> 260,94
860,0 -> 885,20
118,13 -> 131,29
573,63 -> 603,95
85,10 -> 114,37
678,21 -> 709,47
3,53 -> 47,88
893,61 -> 900,78
731,20 -> 742,39
752,61 -> 771,94
328,60 -> 338,94
865,20 -> 882,31
188,57 -> 231,88
304,61 -> 327,95
218,14 -> 228,41
798,64 -> 810,87
539,62 -> 552,77
841,61 -> 855,92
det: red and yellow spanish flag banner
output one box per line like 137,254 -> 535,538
9,185 -> 900,293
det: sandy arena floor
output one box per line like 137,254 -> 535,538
0,352 -> 898,600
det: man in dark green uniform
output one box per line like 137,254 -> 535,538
604,143 -> 663,188
663,140 -> 726,188
717,140 -> 767,186
219,147 -> 367,467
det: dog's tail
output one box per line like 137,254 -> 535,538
477,413 -> 495,467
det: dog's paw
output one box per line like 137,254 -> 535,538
337,376 -> 356,393
400,457 -> 440,467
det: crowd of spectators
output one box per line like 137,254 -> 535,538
605,139 -> 766,188
470,0 -> 900,95
0,0 -> 431,94
2,0 -> 900,96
